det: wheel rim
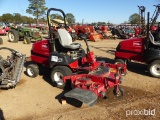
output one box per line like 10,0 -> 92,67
54,72 -> 64,85
8,32 -> 14,41
27,68 -> 34,76
24,38 -> 27,44
151,64 -> 160,76
116,90 -> 122,97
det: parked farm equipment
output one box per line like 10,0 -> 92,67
111,28 -> 130,39
115,4 -> 160,78
73,25 -> 103,42
0,22 -> 7,36
26,8 -> 127,106
0,47 -> 25,89
8,26 -> 42,44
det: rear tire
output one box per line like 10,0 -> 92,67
148,60 -> 160,78
23,36 -> 31,44
26,64 -> 39,78
51,66 -> 72,89
8,29 -> 19,43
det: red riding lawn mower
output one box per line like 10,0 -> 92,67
115,4 -> 160,78
26,8 -> 127,106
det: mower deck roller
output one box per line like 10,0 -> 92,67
0,47 -> 26,88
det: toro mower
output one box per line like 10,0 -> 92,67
26,8 -> 126,106
115,4 -> 160,78
0,47 -> 25,89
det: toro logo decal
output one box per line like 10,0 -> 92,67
42,44 -> 48,49
51,56 -> 63,62
133,41 -> 142,46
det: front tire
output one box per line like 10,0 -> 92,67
24,36 -> 31,44
148,60 -> 160,78
51,66 -> 72,89
8,29 -> 19,43
26,64 -> 39,78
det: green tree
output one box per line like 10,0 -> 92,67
97,22 -> 106,26
26,0 -> 48,25
129,13 -> 140,24
13,13 -> 21,23
91,22 -> 97,26
66,13 -> 75,24
1,13 -> 13,22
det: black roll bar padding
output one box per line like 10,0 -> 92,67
147,12 -> 150,39
47,8 -> 67,52
138,5 -> 146,35
145,12 -> 150,49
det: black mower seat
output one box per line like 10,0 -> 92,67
57,29 -> 81,49
149,32 -> 160,46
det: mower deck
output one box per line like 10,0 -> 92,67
63,63 -> 125,106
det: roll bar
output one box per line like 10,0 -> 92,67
150,4 -> 160,29
138,6 -> 146,35
47,8 -> 67,52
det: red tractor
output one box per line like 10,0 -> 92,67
73,25 -> 103,42
26,8 -> 126,106
115,4 -> 160,78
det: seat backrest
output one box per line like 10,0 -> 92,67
149,31 -> 155,43
57,29 -> 72,46
149,31 -> 160,46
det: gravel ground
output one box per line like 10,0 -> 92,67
0,34 -> 159,120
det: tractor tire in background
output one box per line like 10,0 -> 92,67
0,37 -> 3,45
51,66 -> 72,89
23,36 -> 31,44
148,60 -> 160,78
8,29 -> 19,43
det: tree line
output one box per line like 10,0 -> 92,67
0,13 -> 45,24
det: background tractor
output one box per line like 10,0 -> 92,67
8,25 -> 42,44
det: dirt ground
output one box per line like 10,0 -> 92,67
0,34 -> 159,120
